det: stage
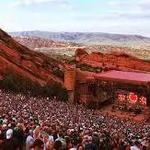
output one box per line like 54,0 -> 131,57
98,104 -> 150,122
77,70 -> 150,116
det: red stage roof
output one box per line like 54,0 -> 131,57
95,70 -> 150,85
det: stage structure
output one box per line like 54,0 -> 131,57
77,70 -> 150,111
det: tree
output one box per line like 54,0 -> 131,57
43,82 -> 68,101
0,74 -> 18,91
0,73 -> 68,102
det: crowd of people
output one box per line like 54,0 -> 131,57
0,89 -> 150,150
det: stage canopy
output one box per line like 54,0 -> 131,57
95,70 -> 150,86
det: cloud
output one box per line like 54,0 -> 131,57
98,0 -> 150,22
1,0 -> 150,36
10,0 -> 69,7
107,0 -> 150,12
138,0 -> 150,11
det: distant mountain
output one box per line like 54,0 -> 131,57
10,31 -> 150,47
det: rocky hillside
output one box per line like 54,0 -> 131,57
10,31 -> 150,49
12,35 -> 150,61
14,36 -> 79,49
75,48 -> 150,73
86,45 -> 150,60
0,28 -> 65,86
12,36 -> 81,61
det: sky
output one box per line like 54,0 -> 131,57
0,0 -> 150,37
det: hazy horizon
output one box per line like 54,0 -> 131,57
1,0 -> 150,37
9,30 -> 150,38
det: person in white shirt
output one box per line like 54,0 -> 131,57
130,141 -> 142,150
26,130 -> 34,150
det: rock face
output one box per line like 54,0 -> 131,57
13,36 -> 76,49
75,48 -> 150,72
0,28 -> 64,86
74,48 -> 150,105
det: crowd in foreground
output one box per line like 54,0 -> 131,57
0,89 -> 150,150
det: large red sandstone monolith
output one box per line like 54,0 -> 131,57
64,65 -> 76,103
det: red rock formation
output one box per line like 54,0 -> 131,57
64,66 -> 76,91
75,48 -> 150,72
75,48 -> 88,61
0,28 -> 64,86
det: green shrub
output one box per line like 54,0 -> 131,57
0,73 -> 68,102
52,67 -> 64,79
43,83 -> 68,101
78,64 -> 102,73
